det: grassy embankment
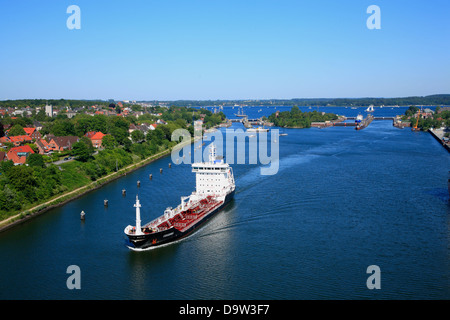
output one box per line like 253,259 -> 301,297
0,138 -> 192,231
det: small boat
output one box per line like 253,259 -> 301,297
247,127 -> 269,133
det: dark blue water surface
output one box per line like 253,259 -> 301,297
0,106 -> 449,300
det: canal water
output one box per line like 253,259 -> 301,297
0,106 -> 449,299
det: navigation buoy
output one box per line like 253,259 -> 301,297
149,174 -> 152,180
160,168 -> 163,173
122,189 -> 126,196
137,180 -> 140,187
169,163 -> 171,168
104,199 -> 108,207
80,210 -> 85,220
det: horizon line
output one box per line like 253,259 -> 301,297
1,93 -> 450,102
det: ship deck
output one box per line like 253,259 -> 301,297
142,196 -> 223,234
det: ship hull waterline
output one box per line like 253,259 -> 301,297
125,191 -> 235,251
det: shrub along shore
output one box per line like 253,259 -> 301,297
0,137 -> 193,233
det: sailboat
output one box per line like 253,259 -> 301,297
366,105 -> 374,112
235,107 -> 246,117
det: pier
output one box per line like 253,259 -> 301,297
228,114 -> 398,131
355,114 -> 374,130
429,128 -> 450,152
311,115 -> 394,130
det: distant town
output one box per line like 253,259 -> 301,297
0,100 -> 173,165
1,97 -> 450,166
0,100 -> 229,222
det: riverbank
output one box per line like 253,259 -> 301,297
429,128 -> 450,152
0,138 -> 194,233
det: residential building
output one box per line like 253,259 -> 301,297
8,135 -> 32,146
84,131 -> 97,139
23,127 -> 42,140
33,120 -> 43,131
90,132 -> 106,148
0,136 -> 10,147
6,145 -> 35,165
35,139 -> 50,154
84,131 -> 107,148
47,136 -> 79,152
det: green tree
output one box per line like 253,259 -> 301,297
8,124 -> 26,136
0,185 -> 22,213
79,136 -> 95,154
51,119 -> 76,136
35,109 -> 47,121
0,160 -> 14,174
27,153 -> 45,167
91,114 -> 108,133
6,165 -> 37,190
102,135 -> 117,149
405,106 -> 420,117
109,126 -> 129,145
72,141 -> 91,162
131,130 -> 145,143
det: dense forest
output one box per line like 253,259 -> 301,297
0,106 -> 225,219
267,106 -> 338,128
139,94 -> 450,107
0,99 -> 122,110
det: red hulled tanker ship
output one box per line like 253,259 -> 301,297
124,143 -> 235,250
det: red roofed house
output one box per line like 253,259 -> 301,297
84,131 -> 106,148
47,136 -> 79,152
0,136 -> 10,147
35,139 -> 50,154
23,127 -> 42,140
91,132 -> 106,148
8,135 -> 32,146
7,145 -> 35,165
84,131 -> 97,139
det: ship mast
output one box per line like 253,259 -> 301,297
134,195 -> 143,235
208,143 -> 216,163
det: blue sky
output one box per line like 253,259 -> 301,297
0,0 -> 449,100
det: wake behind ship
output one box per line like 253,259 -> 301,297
124,143 -> 235,250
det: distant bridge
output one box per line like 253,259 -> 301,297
346,117 -> 395,120
229,117 -> 262,123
